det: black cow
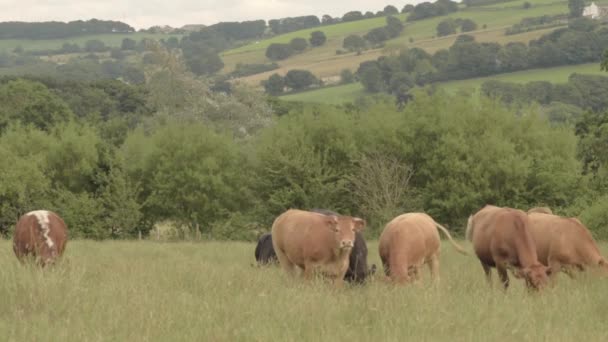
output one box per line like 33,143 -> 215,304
254,233 -> 277,265
310,209 -> 376,284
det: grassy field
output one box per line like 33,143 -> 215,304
280,63 -> 604,104
224,0 -> 568,84
0,32 -> 182,52
1,239 -> 607,341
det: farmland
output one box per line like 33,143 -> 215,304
223,0 -> 570,85
1,239 -> 607,341
280,63 -> 605,104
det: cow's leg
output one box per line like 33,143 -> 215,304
481,261 -> 492,286
428,254 -> 440,285
275,249 -> 297,277
496,264 -> 509,290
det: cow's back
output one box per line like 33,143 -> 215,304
379,213 -> 438,266
13,210 -> 67,265
529,213 -> 602,265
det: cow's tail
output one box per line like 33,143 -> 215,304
435,222 -> 468,255
465,215 -> 474,242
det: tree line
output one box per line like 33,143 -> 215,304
0,19 -> 134,40
354,19 -> 608,101
1,45 -> 607,241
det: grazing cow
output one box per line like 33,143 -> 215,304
13,210 -> 68,267
378,213 -> 467,285
527,212 -> 608,279
311,209 -> 376,284
271,209 -> 366,288
466,205 -> 551,290
254,233 -> 278,265
527,207 -> 553,215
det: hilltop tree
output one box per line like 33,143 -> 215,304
384,5 -> 399,15
309,31 -> 327,46
342,11 -> 364,22
568,0 -> 585,18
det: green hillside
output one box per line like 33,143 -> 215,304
280,63 -> 605,104
223,0 -> 569,85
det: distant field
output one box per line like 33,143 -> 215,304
280,63 -> 604,104
224,14 -> 407,56
2,239 -> 607,341
0,33 -> 182,52
225,0 -> 568,85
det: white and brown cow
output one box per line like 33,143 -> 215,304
13,210 -> 68,267
271,209 -> 365,288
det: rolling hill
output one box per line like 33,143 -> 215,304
279,63 -> 606,104
223,0 -> 570,87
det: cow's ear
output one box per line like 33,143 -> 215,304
353,218 -> 366,231
325,216 -> 339,232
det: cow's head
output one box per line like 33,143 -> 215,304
325,215 -> 366,250
521,264 -> 552,290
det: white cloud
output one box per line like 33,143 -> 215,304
0,0 -> 426,29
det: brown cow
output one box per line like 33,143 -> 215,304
271,209 -> 365,288
527,212 -> 608,279
527,207 -> 553,214
378,213 -> 467,285
13,210 -> 68,267
466,205 -> 551,290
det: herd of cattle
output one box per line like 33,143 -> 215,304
9,205 -> 608,291
257,205 -> 608,290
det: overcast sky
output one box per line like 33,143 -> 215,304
0,0 -> 426,30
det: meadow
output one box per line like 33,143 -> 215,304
280,63 -> 605,104
2,239 -> 608,341
0,32 -> 182,52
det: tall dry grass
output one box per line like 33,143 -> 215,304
1,240 -> 607,341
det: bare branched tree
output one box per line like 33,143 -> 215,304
350,152 -> 417,234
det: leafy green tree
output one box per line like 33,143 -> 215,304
309,31 -> 327,46
383,5 -> 399,15
263,73 -> 285,95
265,43 -> 293,60
460,19 -> 478,32
568,0 -> 585,18
358,61 -> 384,92
0,79 -> 73,131
85,39 -> 107,52
284,69 -> 318,91
365,27 -> 390,44
122,123 -> 254,234
340,69 -> 355,84
289,37 -> 308,52
121,38 -> 137,50
386,16 -> 404,38
185,49 -> 224,76
342,11 -> 364,22
343,35 -> 366,52
437,18 -> 457,37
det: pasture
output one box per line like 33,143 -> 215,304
2,239 -> 607,341
280,63 -> 604,104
